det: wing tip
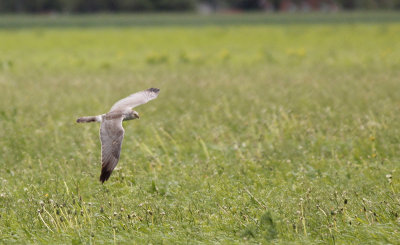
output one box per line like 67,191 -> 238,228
100,167 -> 112,183
148,88 -> 160,94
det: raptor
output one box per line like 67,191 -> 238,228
77,88 -> 160,183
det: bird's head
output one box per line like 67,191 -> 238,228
131,110 -> 139,119
124,110 -> 139,120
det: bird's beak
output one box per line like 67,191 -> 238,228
136,115 -> 140,119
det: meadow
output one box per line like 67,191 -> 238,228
0,13 -> 400,244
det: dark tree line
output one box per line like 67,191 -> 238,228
0,0 -> 399,12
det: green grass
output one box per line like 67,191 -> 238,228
1,13 -> 400,244
1,12 -> 400,28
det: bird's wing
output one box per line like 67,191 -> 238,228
109,88 -> 160,112
99,116 -> 125,183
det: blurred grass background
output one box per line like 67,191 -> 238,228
1,12 -> 400,28
0,13 -> 400,243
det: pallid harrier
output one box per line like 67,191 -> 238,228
77,88 -> 160,183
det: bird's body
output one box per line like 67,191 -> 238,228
77,88 -> 160,183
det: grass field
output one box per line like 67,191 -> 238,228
1,13 -> 400,244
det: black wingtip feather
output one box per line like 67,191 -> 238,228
148,88 -> 160,93
100,168 -> 112,183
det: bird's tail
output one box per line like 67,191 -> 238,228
76,115 -> 102,123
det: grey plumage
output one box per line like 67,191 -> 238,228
110,87 -> 160,112
77,88 -> 160,183
99,117 -> 124,183
76,115 -> 101,123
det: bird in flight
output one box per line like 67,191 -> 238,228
77,88 -> 160,183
